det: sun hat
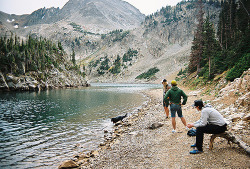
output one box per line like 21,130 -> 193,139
171,80 -> 177,86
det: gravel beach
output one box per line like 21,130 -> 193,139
64,86 -> 249,169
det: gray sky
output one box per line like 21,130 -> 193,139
0,0 -> 182,15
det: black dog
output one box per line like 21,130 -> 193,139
111,113 -> 127,123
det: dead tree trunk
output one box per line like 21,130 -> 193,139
209,131 -> 250,155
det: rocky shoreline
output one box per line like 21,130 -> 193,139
58,69 -> 249,169
0,68 -> 89,92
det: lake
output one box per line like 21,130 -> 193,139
0,83 -> 161,168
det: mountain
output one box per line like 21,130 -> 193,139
60,0 -> 144,31
24,7 -> 61,26
0,0 -> 144,34
77,1 -> 222,83
0,0 -> 222,83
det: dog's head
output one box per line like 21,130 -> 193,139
111,113 -> 127,123
111,118 -> 116,123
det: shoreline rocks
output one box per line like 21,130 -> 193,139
0,69 -> 90,92
58,98 -> 151,169
58,84 -> 250,168
58,69 -> 250,168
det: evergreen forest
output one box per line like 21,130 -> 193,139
0,34 -> 79,76
188,0 -> 249,81
0,0 -> 249,83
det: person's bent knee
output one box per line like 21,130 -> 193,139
196,127 -> 205,134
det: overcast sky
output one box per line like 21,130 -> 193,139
0,0 -> 183,16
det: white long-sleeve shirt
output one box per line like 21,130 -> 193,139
162,83 -> 171,96
194,107 -> 226,127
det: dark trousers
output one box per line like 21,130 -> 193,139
196,124 -> 227,151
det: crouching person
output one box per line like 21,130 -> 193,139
187,100 -> 227,154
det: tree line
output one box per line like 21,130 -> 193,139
188,0 -> 249,81
0,33 -> 75,75
88,48 -> 138,75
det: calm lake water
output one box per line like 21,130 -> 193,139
0,83 -> 161,169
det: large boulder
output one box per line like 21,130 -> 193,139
26,76 -> 39,90
15,76 -> 29,91
235,92 -> 250,108
241,68 -> 250,91
148,122 -> 164,129
58,160 -> 78,169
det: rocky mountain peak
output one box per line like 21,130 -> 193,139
60,0 -> 145,32
0,0 -> 144,34
24,7 -> 61,26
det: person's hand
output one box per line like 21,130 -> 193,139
187,123 -> 194,128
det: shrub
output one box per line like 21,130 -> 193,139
136,67 -> 160,79
122,48 -> 138,62
177,68 -> 188,76
226,53 -> 250,81
110,56 -> 121,74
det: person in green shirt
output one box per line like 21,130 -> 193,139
164,80 -> 188,133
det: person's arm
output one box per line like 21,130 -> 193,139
193,109 -> 209,127
181,90 -> 188,105
163,90 -> 170,107
167,85 -> 171,90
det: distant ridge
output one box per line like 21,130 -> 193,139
0,0 -> 145,33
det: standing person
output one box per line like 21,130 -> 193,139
162,79 -> 171,119
187,100 -> 227,154
164,80 -> 188,133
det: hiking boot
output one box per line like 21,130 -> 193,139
191,143 -> 196,147
189,149 -> 203,154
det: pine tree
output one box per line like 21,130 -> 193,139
0,34 -> 75,74
202,16 -> 220,78
235,0 -> 250,55
188,0 -> 204,74
71,49 -> 76,65
110,55 -> 121,74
